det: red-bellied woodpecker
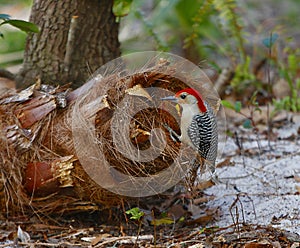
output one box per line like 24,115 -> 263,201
161,88 -> 218,173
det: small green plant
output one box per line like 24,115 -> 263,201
210,0 -> 260,93
126,207 -> 145,245
230,56 -> 257,92
273,43 -> 300,112
0,14 -> 39,38
262,32 -> 279,148
113,0 -> 133,22
126,207 -> 145,220
273,94 -> 300,113
182,0 -> 214,50
213,0 -> 246,64
222,91 -> 261,129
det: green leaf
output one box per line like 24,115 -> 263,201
234,101 -> 242,113
125,207 -> 144,220
178,216 -> 185,222
288,54 -> 297,76
0,19 -> 39,33
296,78 -> 300,89
0,14 -> 11,20
243,119 -> 252,129
262,33 -> 279,48
199,226 -> 219,234
221,100 -> 235,110
113,0 -> 133,17
151,217 -> 174,226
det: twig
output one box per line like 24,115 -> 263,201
152,209 -> 157,247
18,241 -> 82,247
94,235 -> 153,247
266,32 -> 273,150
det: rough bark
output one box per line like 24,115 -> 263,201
16,0 -> 120,89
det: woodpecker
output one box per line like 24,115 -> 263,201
161,88 -> 218,173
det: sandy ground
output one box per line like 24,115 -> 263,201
206,119 -> 300,235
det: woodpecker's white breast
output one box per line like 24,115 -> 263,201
179,103 -> 202,148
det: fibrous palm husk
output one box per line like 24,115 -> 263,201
0,55 -> 221,216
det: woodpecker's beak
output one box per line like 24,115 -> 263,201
161,96 -> 181,116
160,96 -> 178,103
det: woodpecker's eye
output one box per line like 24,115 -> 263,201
180,93 -> 187,99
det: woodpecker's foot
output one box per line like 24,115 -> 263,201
163,123 -> 180,143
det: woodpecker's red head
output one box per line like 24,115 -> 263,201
161,88 -> 207,113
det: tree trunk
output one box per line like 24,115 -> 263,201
16,0 -> 120,89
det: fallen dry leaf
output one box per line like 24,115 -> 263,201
193,180 -> 215,191
91,233 -> 112,246
193,196 -> 215,205
185,214 -> 214,226
244,243 -> 273,248
295,185 -> 300,194
294,176 -> 300,183
216,157 -> 233,168
167,204 -> 187,221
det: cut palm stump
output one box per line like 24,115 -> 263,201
0,61 -> 220,215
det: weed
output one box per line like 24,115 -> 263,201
126,207 -> 145,245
